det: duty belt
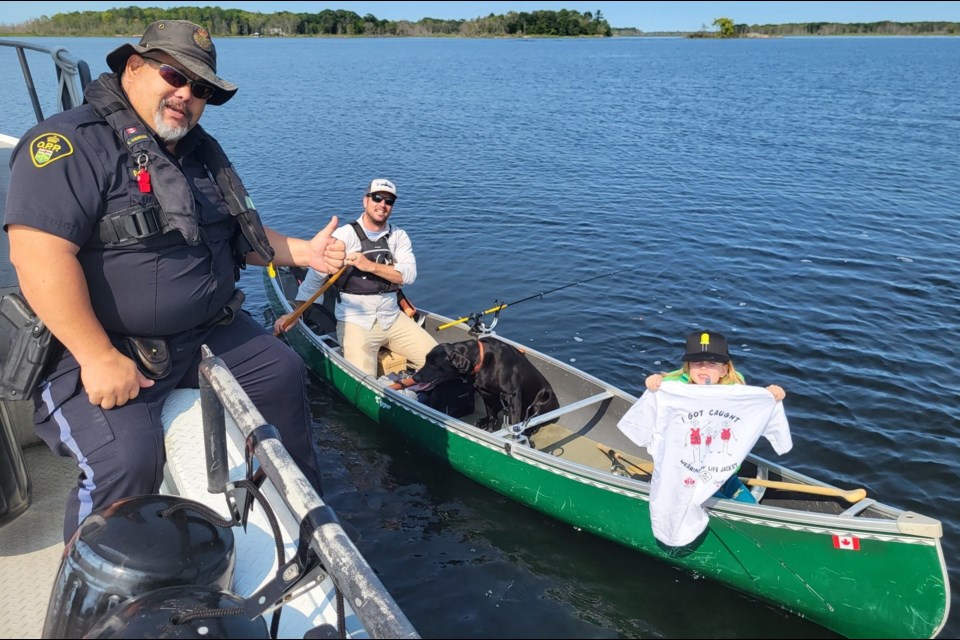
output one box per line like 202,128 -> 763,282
199,289 -> 245,329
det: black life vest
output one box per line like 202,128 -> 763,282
337,221 -> 400,295
82,73 -> 274,266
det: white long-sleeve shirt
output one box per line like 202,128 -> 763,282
296,217 -> 417,330
617,381 -> 792,547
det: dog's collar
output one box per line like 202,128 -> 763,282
471,339 -> 485,375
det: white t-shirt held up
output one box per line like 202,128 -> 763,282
617,381 -> 792,547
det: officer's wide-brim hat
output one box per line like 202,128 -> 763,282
681,330 -> 731,364
106,20 -> 238,106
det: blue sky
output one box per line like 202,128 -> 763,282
3,1 -> 960,32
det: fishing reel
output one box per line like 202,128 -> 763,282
466,302 -> 502,335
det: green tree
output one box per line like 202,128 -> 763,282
712,17 -> 735,38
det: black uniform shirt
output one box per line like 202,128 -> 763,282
4,105 -> 238,336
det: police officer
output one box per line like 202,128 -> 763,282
3,20 -> 344,543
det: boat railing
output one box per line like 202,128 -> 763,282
197,346 -> 419,639
0,39 -> 91,124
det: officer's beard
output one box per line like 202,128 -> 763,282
152,98 -> 194,143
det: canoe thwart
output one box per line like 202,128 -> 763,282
839,498 -> 877,518
502,390 -> 614,433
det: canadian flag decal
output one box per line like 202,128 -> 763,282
832,535 -> 861,550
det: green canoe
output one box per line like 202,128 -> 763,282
265,267 -> 949,639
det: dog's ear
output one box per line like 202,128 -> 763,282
424,344 -> 445,365
448,341 -> 474,374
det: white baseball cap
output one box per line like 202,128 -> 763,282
366,178 -> 397,197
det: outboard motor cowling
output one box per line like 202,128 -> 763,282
43,494 -> 236,639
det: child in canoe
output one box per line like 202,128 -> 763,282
644,330 -> 786,502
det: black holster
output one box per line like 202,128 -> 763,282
0,292 -> 55,400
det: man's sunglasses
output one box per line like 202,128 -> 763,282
368,193 -> 396,206
142,56 -> 216,101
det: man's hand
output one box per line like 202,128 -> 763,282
274,312 -> 295,334
346,251 -> 374,272
81,348 -> 154,410
309,217 -> 345,274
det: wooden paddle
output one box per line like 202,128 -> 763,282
738,478 -> 867,503
273,266 -> 346,336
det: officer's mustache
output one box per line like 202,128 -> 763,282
160,97 -> 194,123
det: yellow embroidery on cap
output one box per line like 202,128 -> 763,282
193,27 -> 213,51
30,133 -> 74,168
700,332 -> 710,348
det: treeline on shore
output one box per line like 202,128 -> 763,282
0,6 -> 612,38
617,21 -> 959,37
742,21 -> 959,36
2,7 -> 954,39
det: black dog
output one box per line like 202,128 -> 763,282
414,338 -> 560,432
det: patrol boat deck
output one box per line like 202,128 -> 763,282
0,431 -> 76,637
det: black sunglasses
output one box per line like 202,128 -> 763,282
142,56 -> 216,101
368,193 -> 396,206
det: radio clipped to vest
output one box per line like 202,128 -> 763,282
0,291 -> 55,401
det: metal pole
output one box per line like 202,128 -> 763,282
197,346 -> 419,639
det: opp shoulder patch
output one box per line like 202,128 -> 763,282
29,132 -> 74,168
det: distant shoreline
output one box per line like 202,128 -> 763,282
1,32 -> 957,39
1,10 -> 956,39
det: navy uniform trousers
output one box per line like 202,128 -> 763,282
34,311 -> 321,543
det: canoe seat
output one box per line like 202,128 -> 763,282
529,421 -> 651,475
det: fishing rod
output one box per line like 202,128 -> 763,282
436,268 -> 628,332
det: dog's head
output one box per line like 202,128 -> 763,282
413,340 -> 477,384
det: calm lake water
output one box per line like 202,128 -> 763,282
3,35 -> 958,638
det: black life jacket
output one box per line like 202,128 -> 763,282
337,221 -> 400,295
82,73 -> 274,266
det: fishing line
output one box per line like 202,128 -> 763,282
437,268 -> 629,331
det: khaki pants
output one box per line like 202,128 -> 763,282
338,313 -> 439,376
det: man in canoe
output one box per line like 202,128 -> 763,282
4,20 -> 344,542
275,178 -> 438,376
